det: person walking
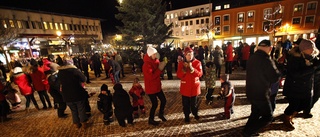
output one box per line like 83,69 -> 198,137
282,39 -> 319,130
58,56 -> 90,129
225,42 -> 233,74
143,46 -> 167,126
243,40 -> 281,136
176,47 -> 203,123
213,46 -> 223,78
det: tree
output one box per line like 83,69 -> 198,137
115,0 -> 172,50
0,16 -> 20,70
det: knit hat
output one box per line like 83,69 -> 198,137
184,47 -> 193,53
258,40 -> 271,47
147,46 -> 157,56
299,39 -> 314,51
13,67 -> 22,74
101,84 -> 108,91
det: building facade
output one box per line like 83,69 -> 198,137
212,0 -> 319,47
0,7 -> 103,62
165,0 -> 319,49
164,3 -> 213,48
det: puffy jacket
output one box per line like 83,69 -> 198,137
13,73 -> 33,96
241,45 -> 251,60
225,45 -> 234,62
30,67 -> 47,91
142,55 -> 162,94
177,59 -> 203,97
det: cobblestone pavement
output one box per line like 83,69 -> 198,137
1,67 -> 320,137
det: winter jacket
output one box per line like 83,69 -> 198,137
177,58 -> 203,97
225,45 -> 234,62
129,83 -> 145,106
205,67 -> 216,89
246,50 -> 281,101
142,55 -> 162,94
113,83 -> 133,115
283,47 -> 316,98
29,67 -> 47,91
97,92 -> 113,114
47,71 -> 63,103
241,45 -> 251,60
0,82 -> 5,101
213,49 -> 223,65
13,73 -> 33,96
58,65 -> 87,102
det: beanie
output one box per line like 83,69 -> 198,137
184,47 -> 193,53
13,67 -> 23,74
147,46 -> 157,56
299,39 -> 314,51
101,84 -> 108,91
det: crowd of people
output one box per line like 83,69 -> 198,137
0,36 -> 320,136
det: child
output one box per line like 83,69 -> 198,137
204,61 -> 216,105
97,84 -> 114,125
129,78 -> 146,118
219,74 -> 235,119
113,83 -> 133,127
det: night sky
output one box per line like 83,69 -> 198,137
0,0 -> 211,34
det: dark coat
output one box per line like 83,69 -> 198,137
246,50 -> 281,101
47,71 -> 63,103
113,83 -> 133,117
97,92 -> 113,114
58,65 -> 87,102
283,47 -> 315,98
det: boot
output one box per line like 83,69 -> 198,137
133,111 -> 139,118
148,119 -> 160,126
283,114 -> 295,130
158,115 -> 167,122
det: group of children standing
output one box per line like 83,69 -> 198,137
97,77 -> 145,127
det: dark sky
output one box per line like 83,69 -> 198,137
0,0 -> 210,34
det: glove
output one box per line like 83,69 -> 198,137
158,61 -> 167,71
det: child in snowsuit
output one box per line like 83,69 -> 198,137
205,61 -> 216,105
113,83 -> 133,127
219,74 -> 235,119
129,78 -> 146,118
97,84 -> 113,125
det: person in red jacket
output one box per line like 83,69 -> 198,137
29,59 -> 52,109
225,42 -> 234,74
12,67 -> 39,112
241,43 -> 251,70
143,46 -> 167,126
177,47 -> 203,123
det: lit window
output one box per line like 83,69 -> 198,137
175,21 -> 178,27
185,11 -> 188,16
238,13 -> 244,23
60,23 -> 64,30
189,10 -> 193,16
264,8 -> 272,18
215,17 -> 220,25
205,7 -> 210,13
247,23 -> 254,29
292,17 -> 301,24
43,22 -> 48,30
166,14 -> 169,19
49,22 -> 53,29
55,23 -> 59,30
175,13 -> 178,18
190,29 -> 193,35
17,21 -> 22,28
248,11 -> 254,18
2,20 -> 7,28
215,27 -> 221,35
9,20 -> 15,28
305,16 -> 314,23
294,4 -> 303,12
224,4 -> 230,9
215,6 -> 221,10
307,2 -> 317,10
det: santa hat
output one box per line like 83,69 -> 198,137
184,47 -> 193,54
147,46 -> 157,56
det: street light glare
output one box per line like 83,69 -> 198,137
56,31 -> 62,37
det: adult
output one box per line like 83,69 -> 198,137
142,46 -> 167,126
225,42 -> 234,74
243,40 -> 281,136
115,52 -> 125,78
56,55 -> 64,66
241,43 -> 250,70
213,46 -> 223,78
58,56 -> 90,129
176,47 -> 203,123
90,53 -> 102,78
0,61 -> 7,81
282,39 -> 319,130
29,59 -> 52,109
80,55 -> 91,84
108,56 -> 121,84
